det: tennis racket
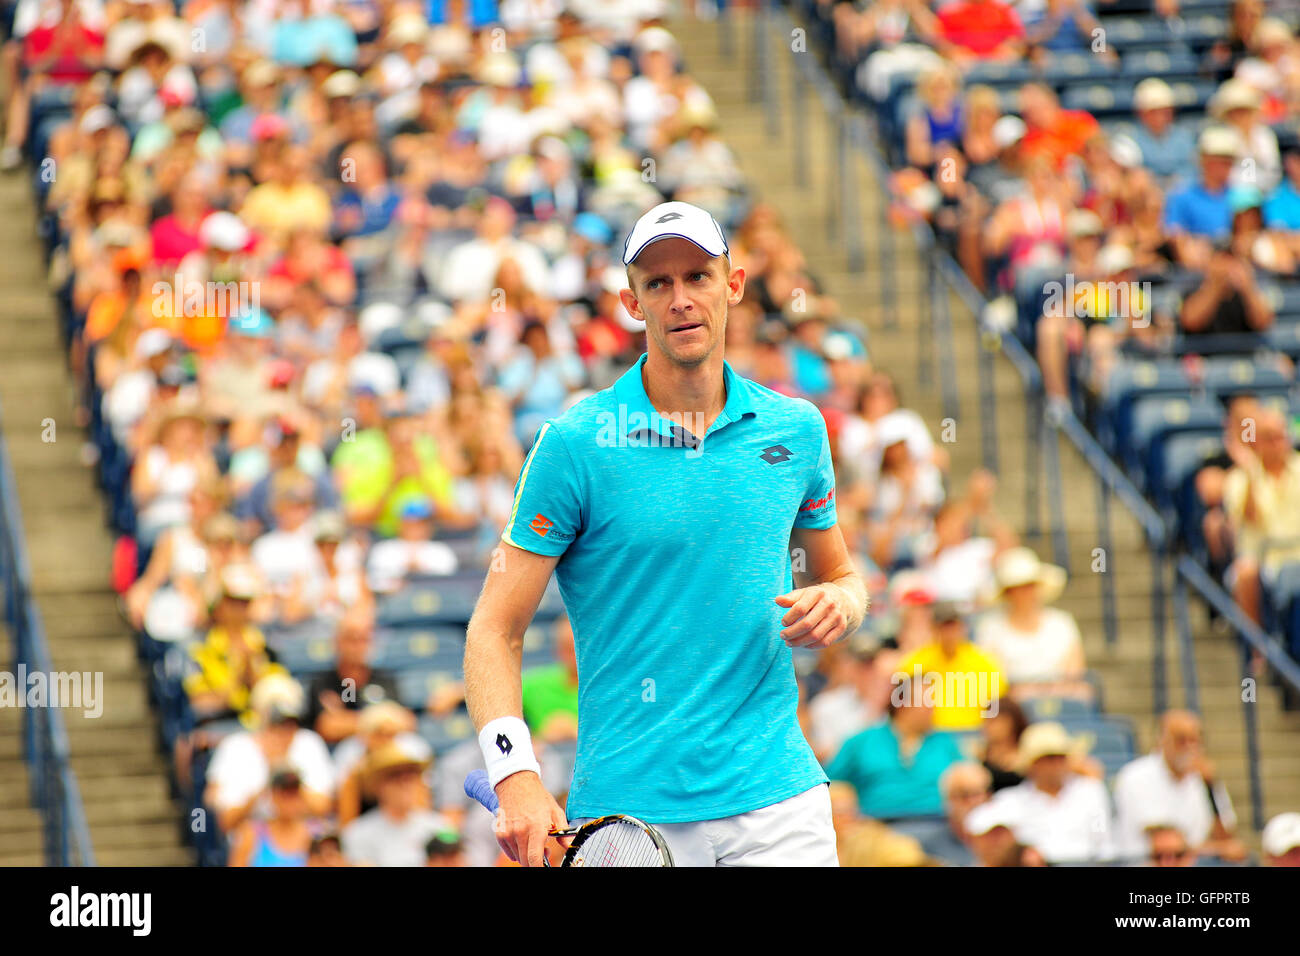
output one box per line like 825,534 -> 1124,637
463,769 -> 674,867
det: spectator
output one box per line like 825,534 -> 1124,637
227,767 -> 316,867
250,470 -> 327,622
1164,127 -> 1243,269
1223,408 -> 1300,627
1131,78 -> 1196,184
306,510 -> 371,622
828,781 -> 932,866
826,677 -> 964,820
234,416 -> 340,534
805,633 -> 887,764
1262,812 -> 1300,866
497,320 -> 587,447
904,63 -> 963,175
896,600 -> 1005,730
182,563 -> 281,722
975,547 -> 1090,698
304,612 -> 401,745
366,497 -> 459,593
925,761 -> 994,865
1143,824 -> 1197,867
979,694 -> 1029,791
1264,142 -> 1300,232
204,673 -> 335,833
306,831 -> 349,867
1017,83 -> 1099,169
425,829 -> 470,867
1113,710 -> 1246,863
916,470 -> 1015,604
983,721 -> 1113,863
334,701 -> 431,826
963,800 -> 1044,866
867,418 -> 946,571
131,398 -> 218,548
340,744 -> 450,867
1210,78 -> 1280,193
1180,231 -> 1276,346
933,0 -> 1026,64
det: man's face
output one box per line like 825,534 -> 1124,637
1028,753 -> 1069,791
1202,153 -> 1234,189
620,239 -> 744,370
1161,715 -> 1203,775
1149,829 -> 1194,867
377,767 -> 423,811
338,624 -> 372,667
1138,106 -> 1173,133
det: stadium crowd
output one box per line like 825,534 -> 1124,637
9,0 -> 1300,866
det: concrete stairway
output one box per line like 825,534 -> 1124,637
673,6 -> 1300,840
0,170 -> 193,864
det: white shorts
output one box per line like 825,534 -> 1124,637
578,784 -> 838,867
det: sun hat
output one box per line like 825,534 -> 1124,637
1016,721 -> 1088,772
991,547 -> 1067,604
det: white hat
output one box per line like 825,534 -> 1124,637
387,13 -> 428,46
1199,125 -> 1245,157
992,116 -> 1027,150
1109,134 -> 1143,169
1262,812 -> 1300,857
322,69 -> 361,98
1066,208 -> 1104,239
622,201 -> 729,266
80,105 -> 116,134
1016,721 -> 1087,772
1097,243 -> 1136,276
249,673 -> 304,720
199,211 -> 250,252
1134,77 -> 1175,111
874,409 -> 915,450
965,800 -> 1017,836
992,546 -> 1067,604
633,26 -> 678,55
135,328 -> 173,360
220,562 -> 265,601
1211,79 -> 1262,118
1255,17 -> 1293,48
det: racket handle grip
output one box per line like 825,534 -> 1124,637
464,769 -> 500,814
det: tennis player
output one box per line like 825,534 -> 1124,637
464,201 -> 869,867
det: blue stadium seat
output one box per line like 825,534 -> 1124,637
418,711 -> 477,755
1126,395 -> 1223,488
375,572 -> 485,626
271,634 -> 338,675
1118,48 -> 1201,79
1200,356 -> 1294,402
1056,714 -> 1138,777
1100,358 -> 1194,453
373,625 -> 466,670
1263,562 -> 1300,661
396,668 -> 463,711
1019,695 -> 1099,723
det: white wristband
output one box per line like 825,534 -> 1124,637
479,716 -> 542,789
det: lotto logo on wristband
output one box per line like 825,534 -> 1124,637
496,734 -> 512,755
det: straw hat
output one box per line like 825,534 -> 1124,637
1016,721 -> 1088,772
1210,79 -> 1262,118
364,741 -> 431,787
991,547 -> 1067,604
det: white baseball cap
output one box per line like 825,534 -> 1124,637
1262,812 -> 1300,857
622,201 -> 729,266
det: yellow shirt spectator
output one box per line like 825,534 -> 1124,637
898,607 -> 1005,730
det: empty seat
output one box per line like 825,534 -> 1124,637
373,625 -> 466,670
418,711 -> 477,755
1019,695 -> 1100,723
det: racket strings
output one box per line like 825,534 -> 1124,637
573,821 -> 664,867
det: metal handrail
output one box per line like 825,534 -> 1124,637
0,408 -> 94,866
1176,556 -> 1300,831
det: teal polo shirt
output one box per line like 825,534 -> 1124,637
825,721 -> 964,819
501,353 -> 837,823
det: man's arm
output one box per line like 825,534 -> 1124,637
778,524 -> 869,648
463,542 -> 569,867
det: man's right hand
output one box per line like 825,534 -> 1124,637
494,771 -> 569,867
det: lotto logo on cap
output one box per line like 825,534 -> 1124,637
622,201 -> 729,266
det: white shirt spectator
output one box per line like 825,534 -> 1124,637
921,537 -> 997,604
367,539 -> 458,593
975,607 -> 1083,684
252,526 -> 325,596
987,773 -> 1114,863
839,407 -> 936,478
341,807 -> 451,867
1112,752 -> 1236,862
434,236 -> 552,305
206,727 -> 335,816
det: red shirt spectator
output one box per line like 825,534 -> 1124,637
23,20 -> 104,84
938,0 -> 1024,58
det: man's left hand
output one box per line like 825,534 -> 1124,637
775,583 -> 851,649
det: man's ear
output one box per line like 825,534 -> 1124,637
618,286 -> 644,322
727,265 -> 746,306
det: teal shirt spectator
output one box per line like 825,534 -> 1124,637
1264,179 -> 1300,231
826,720 -> 964,818
1133,124 -> 1197,182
